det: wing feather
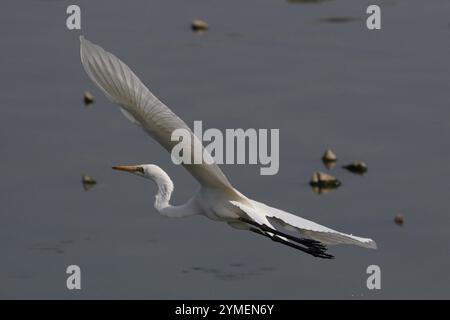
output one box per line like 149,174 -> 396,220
80,36 -> 233,190
233,200 -> 377,249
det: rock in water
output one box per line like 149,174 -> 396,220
322,149 -> 337,162
191,19 -> 208,32
322,149 -> 337,169
343,161 -> 368,174
81,174 -> 97,191
394,214 -> 404,226
309,171 -> 341,189
83,91 -> 94,105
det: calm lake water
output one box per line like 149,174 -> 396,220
1,0 -> 449,299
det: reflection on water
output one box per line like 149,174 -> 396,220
29,245 -> 65,254
311,185 -> 336,195
29,239 -> 77,255
182,264 -> 276,281
323,161 -> 336,170
319,17 -> 359,24
287,0 -> 332,4
10,274 -> 33,280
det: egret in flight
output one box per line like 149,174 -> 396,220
80,36 -> 376,259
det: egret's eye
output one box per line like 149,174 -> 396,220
137,167 -> 144,173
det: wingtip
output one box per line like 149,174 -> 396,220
79,35 -> 91,48
79,35 -> 87,64
365,239 -> 377,250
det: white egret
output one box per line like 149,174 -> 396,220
80,36 -> 376,258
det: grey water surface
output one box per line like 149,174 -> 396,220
1,0 -> 449,299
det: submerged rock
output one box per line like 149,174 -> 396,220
343,161 -> 368,174
310,171 -> 341,189
394,214 -> 404,226
83,91 -> 94,105
81,174 -> 97,191
191,19 -> 208,32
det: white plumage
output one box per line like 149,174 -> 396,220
80,36 -> 376,259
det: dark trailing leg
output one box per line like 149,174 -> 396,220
247,226 -> 334,259
240,217 -> 328,251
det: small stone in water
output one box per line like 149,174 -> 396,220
322,149 -> 337,169
343,161 -> 368,174
394,214 -> 404,226
191,19 -> 208,32
82,174 -> 97,191
83,91 -> 94,105
322,149 -> 337,163
309,171 -> 341,189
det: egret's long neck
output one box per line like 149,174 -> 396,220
152,171 -> 174,212
151,170 -> 198,218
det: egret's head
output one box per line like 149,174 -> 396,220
112,164 -> 174,207
112,164 -> 173,189
112,164 -> 159,179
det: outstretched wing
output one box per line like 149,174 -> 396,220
80,36 -> 233,190
232,200 -> 376,249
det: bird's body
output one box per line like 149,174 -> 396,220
196,188 -> 240,222
80,36 -> 376,258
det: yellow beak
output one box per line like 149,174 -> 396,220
112,165 -> 140,173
